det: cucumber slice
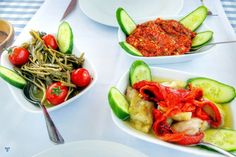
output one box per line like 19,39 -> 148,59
190,42 -> 209,51
180,6 -> 208,31
108,87 -> 130,120
116,8 -> 136,35
129,60 -> 152,86
191,31 -> 213,48
187,77 -> 235,104
119,41 -> 143,56
0,66 -> 26,89
203,129 -> 236,151
57,21 -> 73,54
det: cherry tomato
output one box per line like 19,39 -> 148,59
42,34 -> 58,50
46,82 -> 68,105
71,68 -> 91,87
8,47 -> 30,66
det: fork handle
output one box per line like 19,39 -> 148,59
39,103 -> 65,144
198,142 -> 236,157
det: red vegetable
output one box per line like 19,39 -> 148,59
202,101 -> 222,128
133,80 -> 223,145
133,81 -> 222,124
126,18 -> 196,57
174,133 -> 204,145
8,47 -> 30,66
42,34 -> 58,50
71,68 -> 91,87
152,109 -> 204,145
46,82 -> 68,105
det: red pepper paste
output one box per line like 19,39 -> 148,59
126,18 -> 196,57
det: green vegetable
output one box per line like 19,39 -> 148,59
191,31 -> 213,48
180,6 -> 208,31
204,129 -> 236,151
119,41 -> 142,56
108,87 -> 130,120
187,77 -> 235,104
0,66 -> 26,89
129,60 -> 152,86
116,7 -> 136,35
57,21 -> 73,54
16,30 -> 85,104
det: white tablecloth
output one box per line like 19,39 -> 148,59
0,0 -> 236,157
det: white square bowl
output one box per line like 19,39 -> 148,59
111,66 -> 236,156
118,16 -> 216,65
0,33 -> 97,113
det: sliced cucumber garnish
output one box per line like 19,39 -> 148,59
187,77 -> 235,104
119,41 -> 142,56
0,66 -> 26,89
108,87 -> 130,120
129,60 -> 152,86
204,129 -> 236,151
116,8 -> 136,35
192,31 -> 213,48
180,6 -> 208,31
57,21 -> 73,54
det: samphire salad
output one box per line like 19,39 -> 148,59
0,22 -> 92,107
117,6 -> 214,57
108,60 -> 236,151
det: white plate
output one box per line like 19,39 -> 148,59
111,66 -> 236,156
118,16 -> 215,65
0,33 -> 97,113
32,140 -> 148,157
79,0 -> 184,27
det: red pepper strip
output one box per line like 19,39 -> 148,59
195,107 -> 210,121
181,102 -> 196,112
133,81 -> 165,101
134,81 -> 222,125
187,84 -> 203,101
202,101 -> 222,128
159,133 -> 204,145
153,109 -> 204,145
159,133 -> 184,142
163,107 -> 182,117
174,132 -> 204,145
153,109 -> 172,135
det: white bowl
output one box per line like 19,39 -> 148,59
118,16 -> 215,65
111,66 -> 236,156
0,34 -> 97,113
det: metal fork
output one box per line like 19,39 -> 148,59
192,142 -> 236,157
188,40 -> 236,54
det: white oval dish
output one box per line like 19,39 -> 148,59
79,0 -> 183,27
111,66 -> 236,156
32,140 -> 148,157
0,34 -> 97,113
118,16 -> 215,65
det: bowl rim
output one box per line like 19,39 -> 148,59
0,18 -> 14,48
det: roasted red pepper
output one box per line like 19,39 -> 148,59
202,101 -> 222,128
153,109 -> 204,145
133,80 -> 222,145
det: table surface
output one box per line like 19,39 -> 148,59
0,0 -> 236,157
